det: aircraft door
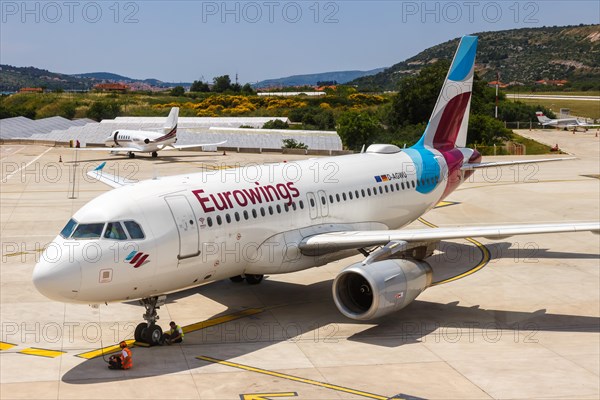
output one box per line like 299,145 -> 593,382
164,195 -> 200,259
306,192 -> 319,219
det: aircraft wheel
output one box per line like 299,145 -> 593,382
151,152 -> 158,158
229,275 -> 244,283
142,324 -> 163,345
134,322 -> 147,342
245,274 -> 264,285
128,152 -> 136,159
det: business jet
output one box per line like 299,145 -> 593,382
77,107 -> 226,158
33,36 -> 599,345
536,111 -> 599,131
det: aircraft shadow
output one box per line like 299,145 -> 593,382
62,274 -> 599,384
65,154 -> 219,164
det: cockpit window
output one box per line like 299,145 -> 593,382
123,221 -> 145,239
104,222 -> 127,240
60,219 -> 78,238
72,223 -> 105,239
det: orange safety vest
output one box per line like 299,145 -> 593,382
121,347 -> 132,369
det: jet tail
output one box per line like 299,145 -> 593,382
536,111 -> 550,124
163,107 -> 179,136
415,36 -> 478,151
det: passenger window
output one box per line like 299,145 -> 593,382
216,215 -> 222,225
124,221 -> 145,239
379,187 -> 383,194
72,223 -> 105,239
268,206 -> 274,215
60,218 -> 77,239
252,209 -> 258,218
349,192 -> 353,200
336,194 -> 340,202
276,204 -> 281,213
243,211 -> 249,220
104,222 -> 127,240
367,188 -> 372,196
361,189 -> 365,197
292,202 -> 297,211
385,186 -> 389,193
401,182 -> 405,190
329,195 -> 334,203
260,208 -> 266,217
299,201 -> 304,209
284,204 -> 289,212
234,212 -> 240,222
355,190 -> 359,198
321,196 -> 326,205
373,187 -> 377,195
309,198 -> 315,207
207,217 -> 213,227
342,193 -> 347,201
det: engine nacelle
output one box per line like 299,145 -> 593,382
332,259 -> 432,320
144,138 -> 150,144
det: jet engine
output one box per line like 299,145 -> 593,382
332,259 -> 432,320
144,138 -> 150,144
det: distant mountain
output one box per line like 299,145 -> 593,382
73,72 -> 191,88
351,24 -> 600,91
0,65 -> 95,91
254,68 -> 385,88
0,65 -> 191,91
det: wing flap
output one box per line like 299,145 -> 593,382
299,222 -> 600,254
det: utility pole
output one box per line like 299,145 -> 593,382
495,71 -> 499,119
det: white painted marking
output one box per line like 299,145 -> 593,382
3,147 -> 53,181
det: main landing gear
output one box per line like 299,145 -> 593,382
128,152 -> 136,159
134,295 -> 166,345
229,274 -> 264,284
151,151 -> 158,158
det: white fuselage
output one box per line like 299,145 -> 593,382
104,129 -> 176,152
33,146 -> 471,304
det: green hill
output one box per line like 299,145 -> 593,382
351,24 -> 600,91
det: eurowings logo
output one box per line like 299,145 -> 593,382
125,251 -> 150,268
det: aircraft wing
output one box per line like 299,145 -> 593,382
566,123 -> 600,128
461,157 -> 575,170
167,140 -> 227,150
73,147 -> 141,152
299,222 -> 600,254
86,162 -> 136,188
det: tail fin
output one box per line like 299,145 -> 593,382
163,107 -> 179,135
536,112 -> 550,123
416,36 -> 478,151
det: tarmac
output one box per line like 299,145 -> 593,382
1,129 -> 598,399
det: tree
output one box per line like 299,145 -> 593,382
282,139 -> 308,149
241,83 -> 255,95
212,75 -> 232,93
337,111 -> 381,151
87,101 -> 121,121
190,80 -> 210,92
263,119 -> 289,129
388,60 -> 450,130
170,86 -> 185,96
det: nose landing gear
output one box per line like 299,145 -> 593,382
134,295 -> 166,345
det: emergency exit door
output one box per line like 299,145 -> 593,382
165,195 -> 200,259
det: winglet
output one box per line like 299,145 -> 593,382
87,162 -> 136,189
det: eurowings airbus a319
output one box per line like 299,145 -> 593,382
33,36 -> 599,345
77,107 -> 226,158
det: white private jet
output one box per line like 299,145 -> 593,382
34,37 -> 599,345
536,111 -> 600,131
78,107 -> 226,158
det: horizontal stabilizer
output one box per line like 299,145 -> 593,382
461,157 -> 576,171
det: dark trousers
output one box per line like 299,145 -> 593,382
161,333 -> 183,344
108,356 -> 123,370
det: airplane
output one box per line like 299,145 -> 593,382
77,107 -> 226,158
33,36 -> 599,345
536,111 -> 600,131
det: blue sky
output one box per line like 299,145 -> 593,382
1,1 -> 599,83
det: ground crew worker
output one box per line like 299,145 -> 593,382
108,341 -> 132,370
162,321 -> 184,345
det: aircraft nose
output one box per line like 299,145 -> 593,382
33,259 -> 81,301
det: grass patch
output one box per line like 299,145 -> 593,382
515,98 -> 600,120
509,132 -> 554,155
506,91 -> 600,97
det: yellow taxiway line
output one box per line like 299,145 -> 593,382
18,347 -> 66,358
197,356 -> 400,400
0,342 -> 17,351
